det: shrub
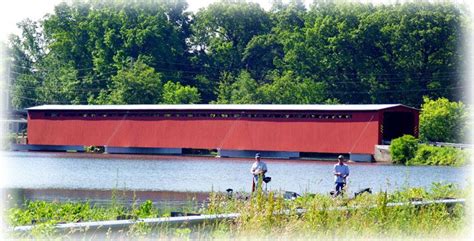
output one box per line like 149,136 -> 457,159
390,135 -> 419,165
408,144 -> 468,166
84,146 -> 105,153
419,97 -> 468,143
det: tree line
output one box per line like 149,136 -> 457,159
8,0 -> 467,109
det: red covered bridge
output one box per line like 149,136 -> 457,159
25,104 -> 419,161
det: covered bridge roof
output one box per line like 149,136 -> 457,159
27,104 -> 417,112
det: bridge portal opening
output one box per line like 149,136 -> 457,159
382,111 -> 415,144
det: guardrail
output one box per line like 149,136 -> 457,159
13,213 -> 240,232
427,142 -> 472,149
12,198 -> 465,233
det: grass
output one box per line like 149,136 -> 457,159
4,182 -> 468,240
6,193 -> 167,227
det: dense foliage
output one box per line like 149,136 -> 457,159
390,134 -> 468,166
408,144 -> 468,166
390,134 -> 419,165
6,183 -> 466,239
390,96 -> 470,165
8,0 -> 466,108
419,97 -> 469,143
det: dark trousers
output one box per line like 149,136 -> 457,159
335,182 -> 346,193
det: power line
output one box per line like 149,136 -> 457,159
0,90 -> 89,105
330,86 -> 464,94
7,60 -> 222,74
321,69 -> 465,77
8,66 -> 463,87
10,69 -> 119,81
2,84 -> 464,102
9,60 -> 464,82
7,60 -> 465,80
7,70 -> 462,93
3,54 -> 225,71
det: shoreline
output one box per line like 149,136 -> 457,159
2,188 -> 211,206
4,150 -> 394,165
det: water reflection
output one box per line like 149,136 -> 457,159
3,188 -> 209,208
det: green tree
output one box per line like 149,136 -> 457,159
162,81 -> 201,104
259,71 -> 329,104
35,56 -> 80,104
192,75 -> 214,103
277,2 -> 463,106
7,1 -> 465,107
98,58 -> 163,104
11,74 -> 40,109
9,19 -> 44,70
270,0 -> 306,31
42,1 -> 96,103
419,97 -> 468,143
242,34 -> 283,81
387,3 -> 463,105
214,72 -> 234,104
8,19 -> 45,109
191,0 -> 272,78
9,0 -> 194,106
229,71 -> 260,104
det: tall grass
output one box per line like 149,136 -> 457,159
4,183 -> 468,240
201,182 -> 467,239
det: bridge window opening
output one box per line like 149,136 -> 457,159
50,111 -> 352,120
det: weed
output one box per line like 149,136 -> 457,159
5,182 -> 468,239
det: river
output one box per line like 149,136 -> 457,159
0,151 -> 466,196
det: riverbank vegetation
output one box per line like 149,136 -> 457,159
8,0 -> 466,108
419,97 -> 469,144
389,97 -> 470,166
390,134 -> 468,166
5,183 -> 467,240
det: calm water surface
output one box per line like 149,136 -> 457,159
0,151 -> 467,194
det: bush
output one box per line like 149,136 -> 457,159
419,97 -> 468,143
84,146 -> 105,153
390,135 -> 419,165
408,144 -> 468,166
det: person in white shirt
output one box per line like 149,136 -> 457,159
250,153 -> 267,192
333,155 -> 350,196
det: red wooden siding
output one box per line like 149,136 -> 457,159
27,111 -> 380,154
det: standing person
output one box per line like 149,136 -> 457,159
333,155 -> 350,196
251,153 -> 267,192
